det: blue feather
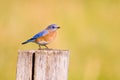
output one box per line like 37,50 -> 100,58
32,30 -> 48,39
22,30 -> 48,44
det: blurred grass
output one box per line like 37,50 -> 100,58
0,0 -> 120,80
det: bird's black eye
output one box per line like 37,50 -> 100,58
52,26 -> 55,28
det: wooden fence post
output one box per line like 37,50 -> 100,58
16,49 -> 69,80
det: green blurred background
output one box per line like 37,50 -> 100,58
0,0 -> 120,80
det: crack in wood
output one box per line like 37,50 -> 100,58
32,53 -> 35,80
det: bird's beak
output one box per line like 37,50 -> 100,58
57,26 -> 60,29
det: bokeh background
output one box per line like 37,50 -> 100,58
0,0 -> 120,80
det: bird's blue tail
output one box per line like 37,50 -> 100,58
21,41 -> 29,44
21,38 -> 35,45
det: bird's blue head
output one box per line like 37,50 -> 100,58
46,24 -> 60,31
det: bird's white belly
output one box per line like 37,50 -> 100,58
36,41 -> 48,45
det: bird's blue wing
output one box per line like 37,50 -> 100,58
22,30 -> 48,44
31,30 -> 48,40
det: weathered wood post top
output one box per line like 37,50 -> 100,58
16,49 -> 70,80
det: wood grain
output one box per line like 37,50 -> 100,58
16,49 -> 69,80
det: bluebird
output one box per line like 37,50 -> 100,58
22,24 -> 60,49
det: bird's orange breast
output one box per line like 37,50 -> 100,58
35,30 -> 57,44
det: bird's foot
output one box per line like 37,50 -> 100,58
38,48 -> 41,50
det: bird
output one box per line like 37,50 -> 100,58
21,24 -> 60,49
